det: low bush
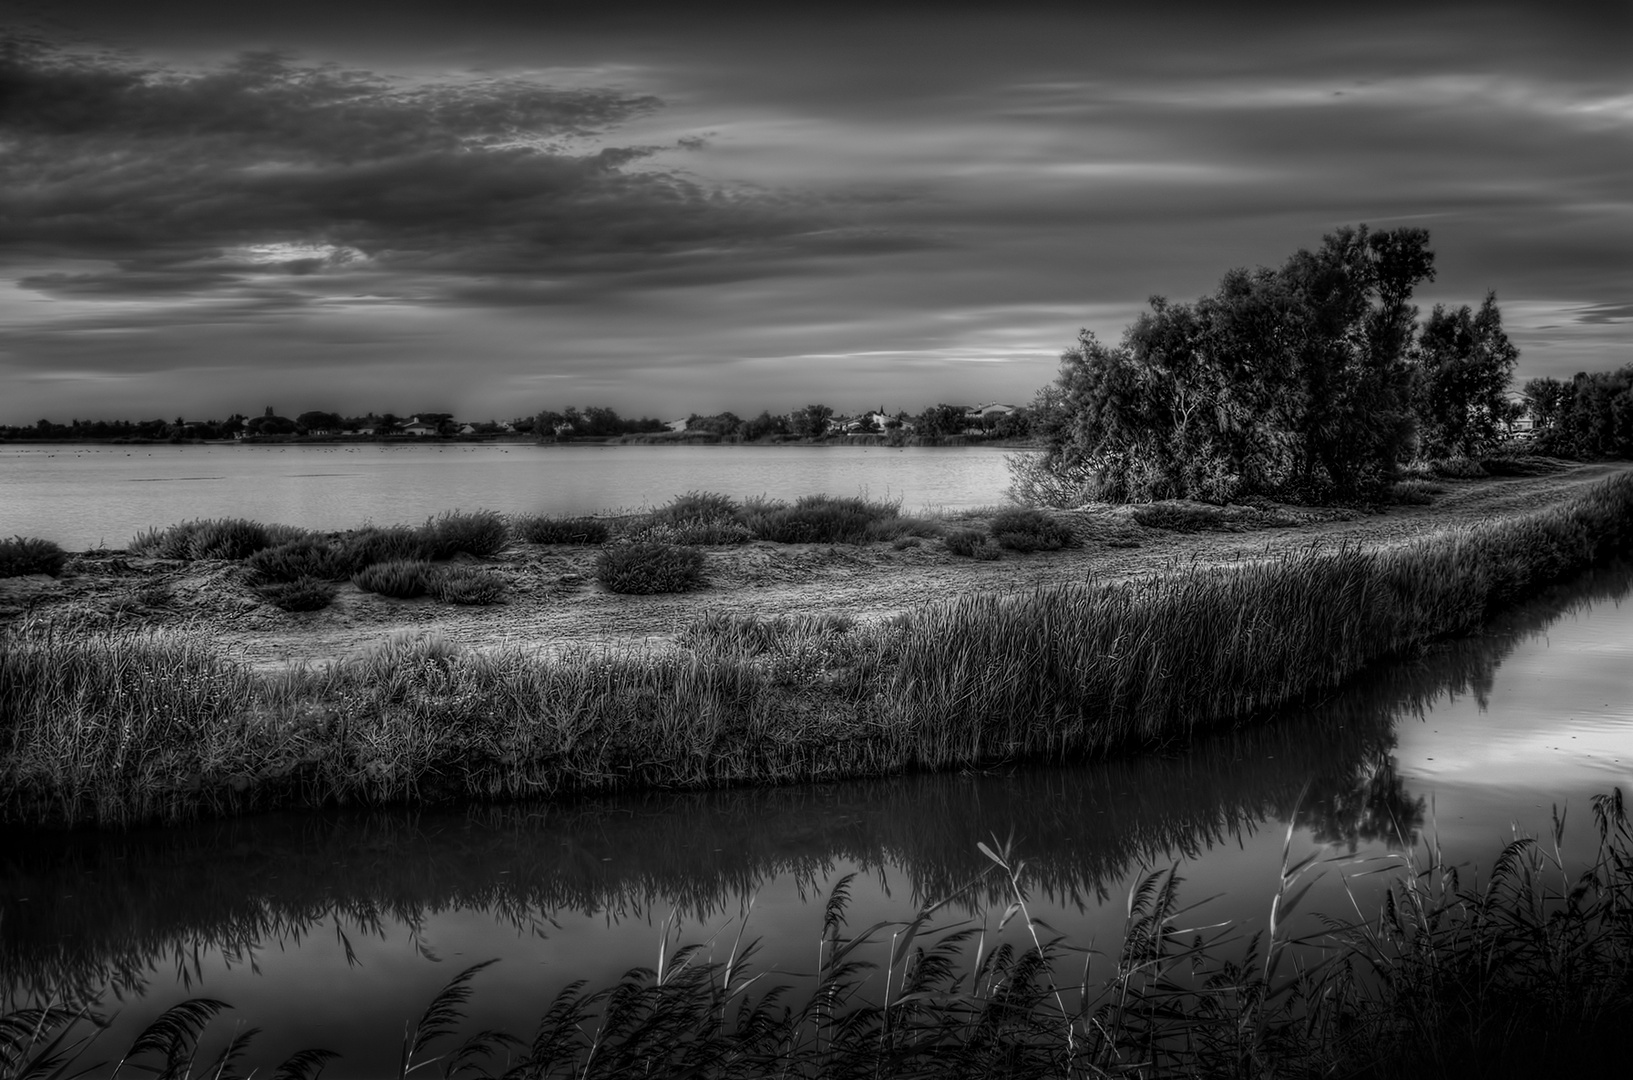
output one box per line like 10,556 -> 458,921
987,507 -> 1077,552
0,536 -> 67,577
944,528 -> 1000,560
256,576 -> 337,612
353,559 -> 432,599
649,491 -> 739,523
431,566 -> 506,605
1432,456 -> 1489,479
514,515 -> 610,545
740,494 -> 901,544
128,521 -> 202,559
334,526 -> 424,571
596,543 -> 707,594
417,510 -> 509,560
246,538 -> 348,582
1390,479 -> 1445,506
127,519 -> 303,561
627,519 -> 755,545
1132,503 -> 1228,532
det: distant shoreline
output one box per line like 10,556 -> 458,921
1,433 -> 1040,449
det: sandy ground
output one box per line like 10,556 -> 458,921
5,461 -> 1628,671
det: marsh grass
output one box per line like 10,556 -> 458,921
9,795 -> 1626,1078
513,515 -> 610,545
0,536 -> 67,578
3,473 -> 1632,829
596,542 -> 708,594
353,559 -> 432,599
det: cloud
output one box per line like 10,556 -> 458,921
0,38 -> 888,308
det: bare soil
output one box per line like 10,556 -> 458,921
5,462 -> 1628,671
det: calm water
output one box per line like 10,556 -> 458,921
0,443 -> 1020,551
3,564 -> 1629,1074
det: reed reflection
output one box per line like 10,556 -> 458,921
4,562 -> 1627,1007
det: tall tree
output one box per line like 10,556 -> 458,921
1412,293 -> 1519,458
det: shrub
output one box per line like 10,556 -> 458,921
741,494 -> 901,544
650,491 -> 739,523
944,528 -> 1000,560
187,518 -> 277,560
129,521 -> 202,559
1390,480 -> 1445,506
353,559 -> 433,598
0,536 -> 67,577
514,515 -> 610,545
334,526 -> 424,571
627,519 -> 755,545
892,536 -> 922,550
987,508 -> 1078,552
417,510 -> 509,560
596,543 -> 707,594
247,538 -> 348,582
1431,456 -> 1488,479
256,576 -> 337,612
431,566 -> 506,605
1131,503 -> 1227,532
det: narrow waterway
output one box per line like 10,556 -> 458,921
2,563 -> 1629,1074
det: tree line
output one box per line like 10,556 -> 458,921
1019,224 -> 1627,506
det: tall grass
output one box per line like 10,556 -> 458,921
3,473 -> 1631,828
7,795 -> 1627,1077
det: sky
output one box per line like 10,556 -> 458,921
1,0 -> 1629,424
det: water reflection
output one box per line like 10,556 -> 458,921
2,562 -> 1628,1009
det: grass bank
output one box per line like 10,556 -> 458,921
6,794 -> 1630,1078
2,472 -> 1632,828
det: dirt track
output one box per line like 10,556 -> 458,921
5,462 -> 1628,671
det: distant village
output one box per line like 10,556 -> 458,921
0,401 -> 1034,443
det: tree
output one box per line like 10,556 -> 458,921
1412,293 -> 1519,459
915,403 -> 969,439
794,404 -> 834,439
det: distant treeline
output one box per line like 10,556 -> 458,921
1524,365 -> 1633,460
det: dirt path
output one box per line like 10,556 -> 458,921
6,462 -> 1628,671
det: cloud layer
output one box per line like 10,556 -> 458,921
1,2 -> 1629,421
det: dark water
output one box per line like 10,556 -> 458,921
3,564 -> 1629,1074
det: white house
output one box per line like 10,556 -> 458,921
401,416 -> 439,437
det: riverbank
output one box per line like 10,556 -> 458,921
2,464 -> 1631,827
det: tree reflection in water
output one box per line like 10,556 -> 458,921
2,562 -> 1627,1011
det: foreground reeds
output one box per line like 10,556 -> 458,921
2,473 -> 1632,828
5,793 -> 1628,1078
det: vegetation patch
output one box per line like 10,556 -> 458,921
1390,479 -> 1445,506
944,528 -> 1001,559
740,494 -> 903,544
128,518 -> 305,561
1132,503 -> 1229,532
416,509 -> 509,560
0,536 -> 67,578
256,576 -> 337,612
514,514 -> 610,545
334,525 -> 423,571
430,566 -> 506,605
987,507 -> 1078,552
353,559 -> 433,599
596,543 -> 707,594
246,538 -> 349,582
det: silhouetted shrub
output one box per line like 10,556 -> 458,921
353,559 -> 432,598
0,536 -> 67,577
596,543 -> 707,594
514,515 -> 610,545
247,538 -> 348,582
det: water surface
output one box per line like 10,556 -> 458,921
0,443 -> 1019,551
2,564 -> 1629,1073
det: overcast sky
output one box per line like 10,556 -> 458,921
2,0 -> 1628,424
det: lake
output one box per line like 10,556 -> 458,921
0,443 -> 1022,552
3,561 -> 1628,1075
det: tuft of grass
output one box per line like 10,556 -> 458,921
246,538 -> 349,582
987,507 -> 1078,552
353,559 -> 432,599
0,536 -> 67,577
431,566 -> 506,605
1132,502 -> 1228,532
1431,456 -> 1490,479
596,543 -> 707,594
1390,479 -> 1446,506
649,490 -> 740,523
127,519 -> 304,561
416,510 -> 509,560
740,494 -> 902,544
944,527 -> 1001,559
256,576 -> 337,612
514,515 -> 610,545
333,525 -> 423,571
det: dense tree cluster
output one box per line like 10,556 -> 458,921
533,406 -> 667,439
1025,225 -> 1528,505
1523,366 -> 1633,460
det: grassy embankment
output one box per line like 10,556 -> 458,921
2,474 -> 1632,828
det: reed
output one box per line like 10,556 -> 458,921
2,473 -> 1631,829
6,795 -> 1626,1078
